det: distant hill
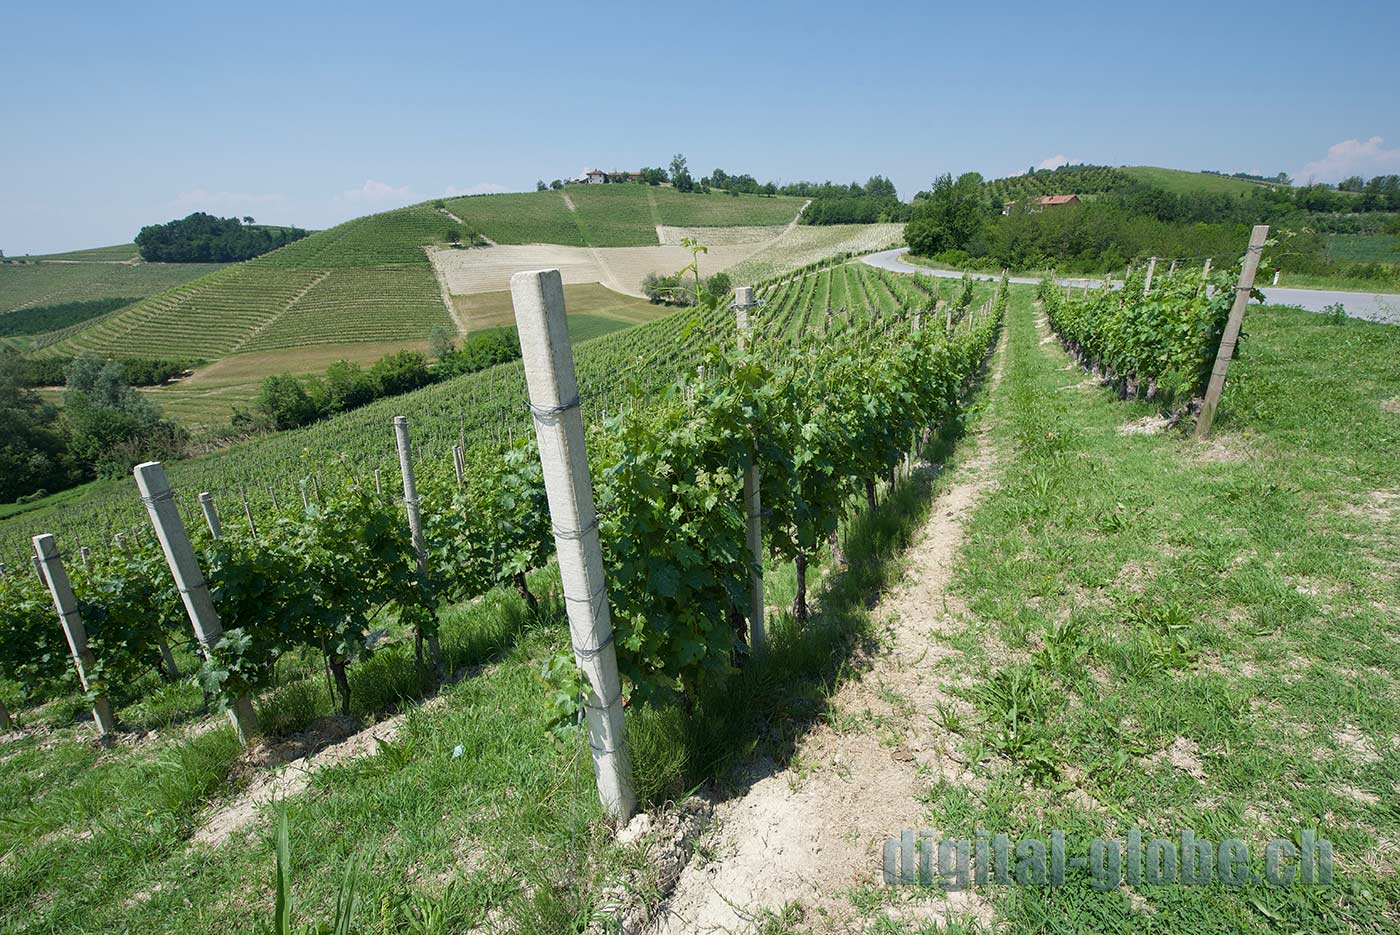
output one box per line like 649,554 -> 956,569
983,164 -> 1296,205
1118,166 -> 1285,196
32,186 -> 806,363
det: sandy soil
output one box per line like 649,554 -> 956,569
428,242 -> 766,299
646,340 -> 1006,934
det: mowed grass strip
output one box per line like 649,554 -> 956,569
917,295 -> 1400,930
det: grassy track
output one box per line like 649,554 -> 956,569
902,296 -> 1400,931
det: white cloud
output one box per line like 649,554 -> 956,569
1036,154 -> 1075,171
335,179 -> 418,207
1298,137 -> 1400,183
169,188 -> 286,217
444,182 -> 509,197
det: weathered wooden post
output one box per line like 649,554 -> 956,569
394,416 -> 444,675
33,534 -> 117,737
511,268 -> 636,823
734,286 -> 765,657
198,492 -> 222,539
1195,225 -> 1269,440
1143,257 -> 1157,296
134,462 -> 258,743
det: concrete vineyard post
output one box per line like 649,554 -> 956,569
510,268 -> 636,823
733,286 -> 765,657
1169,259 -> 1178,275
240,487 -> 258,540
452,445 -> 465,486
1272,269 -> 1281,286
133,462 -> 259,744
1143,257 -> 1157,296
33,534 -> 117,737
734,285 -> 752,351
373,469 -> 382,496
198,492 -> 222,540
1199,258 -> 1212,297
393,416 -> 443,675
1195,225 -> 1269,440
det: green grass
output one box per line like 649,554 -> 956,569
0,260 -> 225,321
912,294 -> 1400,931
1120,165 -> 1285,196
21,243 -> 141,262
0,406 -> 981,933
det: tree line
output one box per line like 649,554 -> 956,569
240,328 -> 521,432
1,355 -> 187,503
134,213 -> 309,263
906,171 -> 1400,278
533,155 -> 910,225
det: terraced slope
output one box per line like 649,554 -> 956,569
43,187 -> 807,362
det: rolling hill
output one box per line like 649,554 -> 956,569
984,164 -> 1292,205
32,186 -> 808,364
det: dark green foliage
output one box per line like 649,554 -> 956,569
6,353 -> 193,388
135,212 -> 309,263
62,355 -> 188,480
368,350 -> 432,397
0,296 -> 136,337
906,172 -> 989,257
246,349 -> 438,433
436,328 -> 520,378
0,355 -> 77,502
924,165 -> 1400,275
254,373 -> 319,430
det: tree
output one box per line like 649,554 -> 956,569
429,324 -> 455,361
254,374 -> 318,430
63,355 -> 186,478
1338,175 -> 1366,193
369,350 -> 432,396
904,172 -> 987,256
536,180 -> 548,192
638,167 -> 667,186
669,154 -> 694,193
550,179 -> 563,190
446,226 -> 463,245
242,216 -> 255,224
0,354 -> 74,501
134,212 -> 307,262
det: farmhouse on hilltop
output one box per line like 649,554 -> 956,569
1002,194 -> 1081,215
572,169 -> 647,185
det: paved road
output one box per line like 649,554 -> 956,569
862,248 -> 1400,324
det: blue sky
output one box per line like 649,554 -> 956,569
3,0 -> 1398,254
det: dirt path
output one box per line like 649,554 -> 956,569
648,337 -> 1007,934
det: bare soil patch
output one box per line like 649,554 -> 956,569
192,702 -> 441,847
